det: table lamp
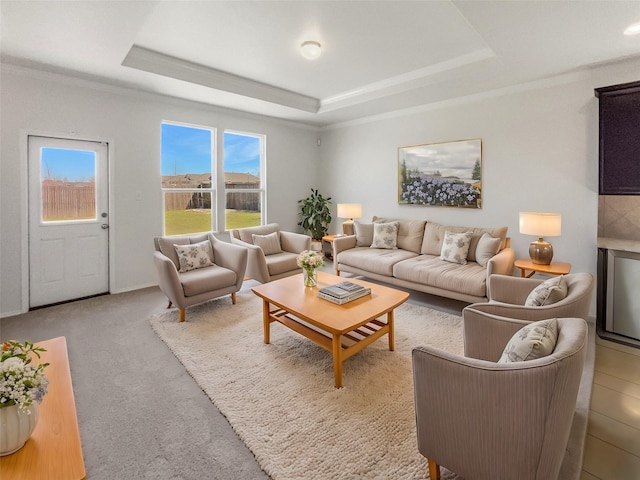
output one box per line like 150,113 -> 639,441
519,212 -> 562,265
337,203 -> 362,235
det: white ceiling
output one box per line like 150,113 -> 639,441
2,1 -> 640,127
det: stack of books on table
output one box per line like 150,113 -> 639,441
317,281 -> 371,305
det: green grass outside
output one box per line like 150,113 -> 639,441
165,209 -> 261,235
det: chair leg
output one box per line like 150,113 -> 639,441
231,292 -> 237,304
179,309 -> 185,323
167,300 -> 172,309
428,459 -> 441,480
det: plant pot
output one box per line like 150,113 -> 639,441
310,240 -> 322,252
0,403 -> 39,456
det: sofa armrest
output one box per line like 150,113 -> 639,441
280,231 -> 311,254
487,247 -> 515,277
230,236 -> 271,284
153,251 -> 185,306
332,235 -> 357,270
210,236 -> 248,290
462,307 -> 529,361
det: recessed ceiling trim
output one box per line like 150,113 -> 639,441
122,45 -> 320,113
318,48 -> 496,113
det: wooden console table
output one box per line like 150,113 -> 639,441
0,336 -> 86,479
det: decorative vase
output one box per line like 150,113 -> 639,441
0,404 -> 39,456
303,269 -> 318,287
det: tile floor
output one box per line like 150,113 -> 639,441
582,339 -> 640,479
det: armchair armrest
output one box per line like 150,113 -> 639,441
462,307 -> 529,361
280,231 -> 311,254
412,345 -> 552,479
229,236 -> 270,284
210,236 -> 248,289
153,251 -> 185,306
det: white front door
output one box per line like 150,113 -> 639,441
28,136 -> 109,308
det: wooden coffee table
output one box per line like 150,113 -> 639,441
251,271 -> 409,388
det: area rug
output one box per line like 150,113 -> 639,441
149,287 -> 463,480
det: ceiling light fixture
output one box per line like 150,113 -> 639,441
624,21 -> 640,35
300,41 -> 322,60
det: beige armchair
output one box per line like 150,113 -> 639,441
230,223 -> 310,283
412,309 -> 588,480
153,233 -> 247,322
468,272 -> 594,324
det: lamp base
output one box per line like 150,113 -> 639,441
342,220 -> 355,235
529,238 -> 553,265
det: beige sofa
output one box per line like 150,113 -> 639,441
333,217 -> 514,303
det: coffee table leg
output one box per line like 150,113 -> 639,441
263,299 -> 270,344
332,334 -> 343,388
388,311 -> 395,351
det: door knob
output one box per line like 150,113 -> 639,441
101,224 -> 109,229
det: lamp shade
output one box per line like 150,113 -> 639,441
337,204 -> 362,220
519,212 -> 562,237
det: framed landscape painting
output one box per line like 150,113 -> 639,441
398,138 -> 482,208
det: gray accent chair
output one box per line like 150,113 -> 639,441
230,223 -> 310,284
153,233 -> 247,322
467,272 -> 594,325
412,310 -> 588,480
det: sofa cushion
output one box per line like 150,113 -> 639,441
421,223 -> 508,262
371,222 -> 399,249
525,275 -> 568,307
393,255 -> 487,297
179,265 -> 237,297
498,318 -> 559,363
372,216 -> 427,253
475,233 -> 502,268
252,232 -> 282,255
337,247 -> 418,276
265,251 -> 299,276
237,223 -> 280,245
354,222 -> 374,247
440,231 -> 473,265
174,240 -> 215,273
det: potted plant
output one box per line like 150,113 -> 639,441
298,189 -> 332,242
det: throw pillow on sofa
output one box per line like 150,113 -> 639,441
174,240 -> 215,273
370,222 -> 399,249
525,275 -> 568,307
354,222 -> 374,247
475,233 -> 502,267
440,231 -> 473,265
498,318 -> 559,363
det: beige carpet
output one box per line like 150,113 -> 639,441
149,288 -> 463,480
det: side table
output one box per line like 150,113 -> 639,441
515,258 -> 571,278
321,234 -> 339,260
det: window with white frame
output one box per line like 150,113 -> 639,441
161,122 -> 216,235
223,131 -> 265,230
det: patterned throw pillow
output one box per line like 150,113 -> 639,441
498,318 -> 559,363
252,232 -> 282,256
440,231 -> 473,265
173,240 -> 215,273
525,275 -> 568,307
370,222 -> 399,249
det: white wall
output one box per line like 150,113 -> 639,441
319,57 -> 640,316
0,66 -> 320,317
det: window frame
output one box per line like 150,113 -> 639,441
161,121 -> 217,235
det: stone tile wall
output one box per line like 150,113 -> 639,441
598,196 -> 640,240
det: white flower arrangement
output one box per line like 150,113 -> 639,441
0,341 -> 49,411
296,250 -> 325,273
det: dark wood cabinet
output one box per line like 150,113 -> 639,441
595,81 -> 640,195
